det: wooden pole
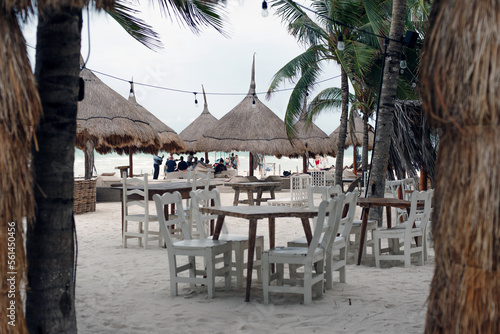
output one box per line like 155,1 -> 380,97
249,152 -> 254,177
420,166 -> 428,190
128,146 -> 133,177
353,145 -> 357,175
302,153 -> 308,173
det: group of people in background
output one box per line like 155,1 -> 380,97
313,154 -> 331,170
152,152 -> 239,179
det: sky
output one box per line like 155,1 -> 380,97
21,0 -> 345,137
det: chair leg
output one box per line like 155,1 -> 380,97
206,254 -> 214,299
224,249 -> 232,292
234,244 -> 244,289
325,252 -> 333,290
262,253 -> 270,304
170,255 -> 178,297
303,266 -> 313,306
339,246 -> 346,283
255,239 -> 263,283
143,221 -> 149,249
315,259 -> 324,298
374,235 -> 381,268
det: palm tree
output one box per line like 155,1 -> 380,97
421,0 -> 499,332
2,1 -> 227,332
267,0 -> 385,185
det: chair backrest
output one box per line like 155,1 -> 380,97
402,178 -> 416,200
306,184 -> 343,211
153,192 -> 191,248
122,172 -> 150,218
308,196 -> 344,257
386,180 -> 403,199
187,171 -> 211,191
339,191 -> 359,238
189,188 -> 226,239
309,171 -> 327,186
290,174 -> 311,203
404,190 -> 432,233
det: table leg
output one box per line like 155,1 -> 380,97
269,188 -> 276,200
386,206 -> 392,228
255,188 -> 263,206
121,190 -> 124,235
247,190 -> 254,206
233,189 -> 240,206
245,219 -> 257,302
357,208 -> 370,265
268,217 -> 275,273
301,218 -> 313,245
212,215 -> 225,240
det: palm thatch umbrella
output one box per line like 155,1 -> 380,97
77,66 -> 159,179
127,81 -> 186,175
330,111 -> 374,173
0,9 -> 41,333
293,100 -> 337,172
179,85 -> 218,160
421,1 -> 500,332
195,55 -> 306,176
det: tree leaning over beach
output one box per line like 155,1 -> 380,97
1,0 -> 227,332
421,0 -> 500,332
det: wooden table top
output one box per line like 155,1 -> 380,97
110,181 -> 219,191
199,205 -> 318,219
356,197 -> 412,209
228,182 -> 282,189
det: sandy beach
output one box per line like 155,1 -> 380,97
74,186 -> 433,333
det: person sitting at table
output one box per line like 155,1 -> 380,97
215,158 -> 227,175
177,156 -> 188,171
163,156 -> 177,178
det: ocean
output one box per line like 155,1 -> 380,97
74,148 -> 357,177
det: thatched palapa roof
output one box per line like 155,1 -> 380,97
76,67 -> 159,154
330,111 -> 374,149
293,100 -> 336,157
179,85 -> 218,152
195,55 -> 306,158
127,82 -> 186,154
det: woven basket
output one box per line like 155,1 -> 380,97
74,179 -> 97,215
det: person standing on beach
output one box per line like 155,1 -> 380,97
153,154 -> 163,179
164,156 -> 177,179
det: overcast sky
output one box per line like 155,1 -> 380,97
22,0 -> 344,136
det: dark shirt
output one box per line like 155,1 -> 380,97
215,163 -> 227,174
177,161 -> 188,171
165,160 -> 176,173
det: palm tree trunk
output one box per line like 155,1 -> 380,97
367,0 -> 406,222
334,67 -> 349,185
26,4 -> 82,333
422,0 -> 500,332
362,113 -> 369,179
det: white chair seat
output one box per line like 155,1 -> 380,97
263,197 -> 344,305
154,191 -> 232,299
191,188 -> 264,288
373,190 -> 432,268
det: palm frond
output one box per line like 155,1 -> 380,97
106,1 -> 163,51
157,0 -> 228,37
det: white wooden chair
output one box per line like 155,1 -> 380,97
153,191 -> 232,298
262,197 -> 343,305
309,171 -> 327,186
184,171 -> 211,231
373,190 -> 432,268
267,174 -> 311,207
415,188 -> 434,261
122,172 -> 161,249
288,191 -> 358,287
190,188 -> 264,288
325,191 -> 358,286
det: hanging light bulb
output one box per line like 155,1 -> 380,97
252,93 -> 257,108
261,0 -> 269,17
194,92 -> 198,107
400,54 -> 407,69
337,34 -> 345,51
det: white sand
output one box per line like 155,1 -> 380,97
74,187 -> 433,333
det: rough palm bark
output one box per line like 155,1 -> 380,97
367,0 -> 406,222
422,0 -> 500,332
26,3 -> 82,332
334,67 -> 349,185
362,113 -> 369,179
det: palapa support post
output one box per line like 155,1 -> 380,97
128,146 -> 133,177
249,152 -> 254,177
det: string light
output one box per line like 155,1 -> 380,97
400,54 -> 407,69
261,0 -> 269,17
193,92 -> 198,107
337,34 -> 345,51
252,93 -> 257,108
